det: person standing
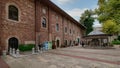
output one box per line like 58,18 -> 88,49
81,41 -> 85,47
0,46 -> 2,56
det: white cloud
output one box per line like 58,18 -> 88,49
93,19 -> 102,27
67,8 -> 87,17
65,8 -> 88,21
52,0 -> 75,5
92,15 -> 98,18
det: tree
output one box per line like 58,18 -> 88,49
79,10 -> 95,35
117,36 -> 120,41
97,0 -> 120,23
102,20 -> 120,34
97,0 -> 120,34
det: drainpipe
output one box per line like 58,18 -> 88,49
34,0 -> 37,51
48,5 -> 50,41
62,17 -> 64,46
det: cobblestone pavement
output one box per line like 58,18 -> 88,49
0,57 -> 9,68
5,46 -> 120,68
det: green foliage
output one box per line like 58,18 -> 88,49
97,0 -> 120,23
117,36 -> 120,41
79,10 -> 95,35
112,40 -> 120,45
19,44 -> 35,52
102,20 -> 120,34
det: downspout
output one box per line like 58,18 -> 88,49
62,17 -> 64,46
48,5 -> 50,41
34,0 -> 37,50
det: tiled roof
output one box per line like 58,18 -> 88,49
88,30 -> 105,35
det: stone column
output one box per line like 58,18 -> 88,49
32,48 -> 35,54
16,49 -> 20,56
2,50 -> 7,59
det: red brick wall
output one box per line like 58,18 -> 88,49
36,3 -> 65,47
35,1 -> 84,47
0,0 -> 85,50
0,0 -> 35,50
35,2 -> 49,44
0,1 -> 4,50
63,19 -> 83,45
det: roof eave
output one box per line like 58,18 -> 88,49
39,0 -> 86,29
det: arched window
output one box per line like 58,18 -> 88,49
42,18 -> 46,28
8,5 -> 18,21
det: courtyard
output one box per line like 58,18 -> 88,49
4,46 -> 120,68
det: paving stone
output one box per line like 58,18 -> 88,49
49,65 -> 57,68
4,46 -> 120,68
75,65 -> 83,68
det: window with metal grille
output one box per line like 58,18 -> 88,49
56,23 -> 59,31
42,18 -> 47,28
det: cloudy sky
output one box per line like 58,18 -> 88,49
51,0 -> 98,22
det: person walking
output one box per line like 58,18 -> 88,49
81,41 -> 85,47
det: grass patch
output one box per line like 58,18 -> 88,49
19,44 -> 35,52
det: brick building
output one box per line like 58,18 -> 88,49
0,0 -> 85,53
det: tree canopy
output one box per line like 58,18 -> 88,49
102,20 -> 120,34
97,0 -> 120,23
79,10 -> 95,35
96,0 -> 120,34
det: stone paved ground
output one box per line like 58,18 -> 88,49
5,46 -> 120,68
0,57 -> 9,68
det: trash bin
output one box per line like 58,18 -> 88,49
48,42 -> 52,49
43,42 -> 48,51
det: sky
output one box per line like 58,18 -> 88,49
51,0 -> 100,26
51,0 -> 98,21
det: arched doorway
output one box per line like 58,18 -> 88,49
91,39 -> 99,47
77,38 -> 80,43
56,40 -> 59,48
8,37 -> 18,52
69,40 -> 72,46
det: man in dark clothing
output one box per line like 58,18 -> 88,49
38,44 -> 43,51
81,41 -> 84,47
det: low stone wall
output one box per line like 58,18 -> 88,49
114,45 -> 120,48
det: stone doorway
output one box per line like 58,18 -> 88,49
91,39 -> 99,47
56,40 -> 60,48
8,37 -> 18,52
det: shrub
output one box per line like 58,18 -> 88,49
118,36 -> 120,41
19,44 -> 35,52
112,40 -> 120,45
